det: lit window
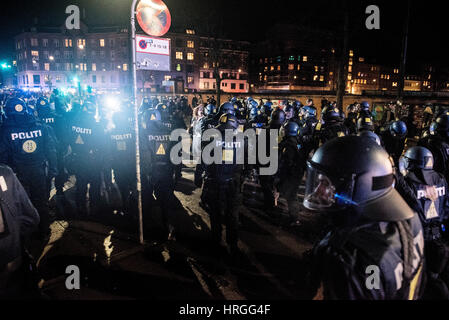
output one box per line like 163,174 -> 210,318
65,39 -> 72,47
277,65 -> 281,71
203,62 -> 209,69
31,38 -> 38,46
123,64 -> 128,71
187,41 -> 194,48
188,76 -> 193,84
164,75 -> 171,81
187,52 -> 194,60
100,39 -> 105,47
320,75 -> 324,82
348,66 -> 352,73
349,50 -> 354,57
392,82 -> 398,87
44,63 -> 50,71
176,52 -> 183,60
31,50 -> 39,57
359,57 -> 365,62
303,56 -> 308,62
288,64 -> 294,70
92,63 -> 96,71
270,66 -> 274,71
186,29 -> 195,35
314,66 -> 319,72
313,75 -> 318,81
289,56 -> 295,61
297,65 -> 301,71
176,64 -> 181,72
77,39 -> 86,47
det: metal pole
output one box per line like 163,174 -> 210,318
131,0 -> 144,245
398,0 -> 411,101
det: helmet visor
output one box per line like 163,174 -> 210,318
303,162 -> 357,211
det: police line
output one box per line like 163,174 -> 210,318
163,128 -> 279,176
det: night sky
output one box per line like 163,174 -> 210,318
0,0 -> 447,71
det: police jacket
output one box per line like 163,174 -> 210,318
68,112 -> 106,159
419,135 -> 449,182
379,130 -> 406,166
0,165 -> 40,267
404,170 -> 449,241
313,121 -> 349,149
0,114 -> 57,172
108,124 -> 136,170
141,121 -> 175,178
204,124 -> 245,183
311,213 -> 424,300
277,136 -> 306,185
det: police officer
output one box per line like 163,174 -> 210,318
259,108 -> 286,215
305,136 -> 425,300
277,121 -> 306,220
311,106 -> 348,150
379,121 -> 408,167
0,164 -> 41,299
357,115 -> 375,133
358,101 -> 372,120
398,147 -> 449,298
344,104 -> 358,135
419,113 -> 449,182
35,96 -> 68,199
201,114 -> 244,256
0,98 -> 57,238
108,109 -> 137,216
194,104 -> 219,188
141,109 -> 176,240
67,100 -> 107,217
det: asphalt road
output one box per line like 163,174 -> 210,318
34,166 -> 320,300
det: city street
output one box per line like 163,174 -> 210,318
36,166 -> 317,300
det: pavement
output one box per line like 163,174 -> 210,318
34,166 -> 318,300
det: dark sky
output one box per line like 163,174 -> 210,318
0,0 -> 447,71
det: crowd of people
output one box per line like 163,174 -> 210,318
1,88 -> 449,300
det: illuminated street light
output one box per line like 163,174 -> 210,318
78,44 -> 85,50
49,56 -> 54,61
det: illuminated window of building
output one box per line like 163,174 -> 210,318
358,72 -> 361,77
92,63 -> 96,71
364,79 -> 367,84
359,57 -> 365,62
394,69 -> 399,74
277,65 -> 281,71
320,75 -> 324,82
65,39 -> 72,47
186,29 -> 195,35
264,75 -> 267,81
31,50 -> 39,57
313,75 -> 318,81
303,56 -> 308,62
123,64 -> 128,71
289,56 -> 295,61
44,63 -> 50,71
387,75 -> 390,80
428,75 -> 432,80
297,65 -> 301,70
187,40 -> 194,48
349,50 -> 354,57
347,74 -> 352,80
270,66 -> 274,71
176,52 -> 183,60
187,53 -> 194,60
31,38 -> 38,46
164,75 -> 171,81
175,64 -> 181,72
314,66 -> 319,72
392,82 -> 398,87
100,39 -> 105,47
348,66 -> 352,73
330,72 -> 334,76
265,58 -> 268,63
188,76 -> 193,84
288,64 -> 294,70
78,39 -> 86,47
331,48 -> 335,53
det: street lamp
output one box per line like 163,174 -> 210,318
49,56 -> 54,61
78,44 -> 84,50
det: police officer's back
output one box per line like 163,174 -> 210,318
399,147 -> 449,298
305,136 -> 424,300
0,98 -> 57,237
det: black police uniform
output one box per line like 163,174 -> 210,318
379,126 -> 407,167
344,112 -> 358,135
108,111 -> 137,215
0,165 -> 40,299
201,117 -> 244,254
0,108 -> 57,236
419,135 -> 449,183
401,169 -> 449,298
194,113 -> 219,187
277,133 -> 306,218
141,116 -> 176,238
36,99 -> 68,198
67,107 -> 107,216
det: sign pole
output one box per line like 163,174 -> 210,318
131,0 -> 145,245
